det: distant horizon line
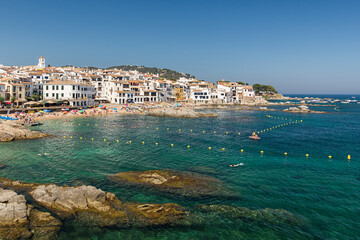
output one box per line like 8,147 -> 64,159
282,93 -> 360,96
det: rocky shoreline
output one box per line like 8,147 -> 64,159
0,173 -> 304,240
147,108 -> 218,118
0,121 -> 48,142
284,105 -> 326,114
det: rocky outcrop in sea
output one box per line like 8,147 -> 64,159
108,170 -> 238,199
0,121 -> 48,142
0,176 -> 304,239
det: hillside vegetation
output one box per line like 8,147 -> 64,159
253,84 -> 277,94
107,65 -> 195,80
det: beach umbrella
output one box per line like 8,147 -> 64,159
43,110 -> 51,113
72,110 -> 77,113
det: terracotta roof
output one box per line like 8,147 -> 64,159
44,81 -> 93,86
115,91 -> 135,93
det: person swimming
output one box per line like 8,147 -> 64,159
229,163 -> 244,167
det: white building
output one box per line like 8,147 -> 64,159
0,83 -> 5,99
37,56 -> 45,69
189,89 -> 211,103
43,81 -> 95,106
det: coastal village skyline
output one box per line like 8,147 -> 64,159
0,56 -> 272,107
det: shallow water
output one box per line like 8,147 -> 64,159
1,101 -> 360,239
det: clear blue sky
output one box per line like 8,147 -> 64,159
1,0 -> 359,94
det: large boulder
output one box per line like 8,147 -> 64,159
0,188 -> 32,239
108,170 -> 237,199
30,184 -> 185,228
30,184 -> 123,219
0,121 -> 48,142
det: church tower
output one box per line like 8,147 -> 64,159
37,56 -> 45,69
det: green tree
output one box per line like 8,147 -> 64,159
11,96 -> 16,103
253,84 -> 277,94
31,94 -> 40,101
0,96 -> 4,103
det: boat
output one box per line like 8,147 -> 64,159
22,122 -> 43,126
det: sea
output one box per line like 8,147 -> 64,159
1,94 -> 359,239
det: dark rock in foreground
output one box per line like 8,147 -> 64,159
108,170 -> 237,199
0,188 -> 61,240
0,177 -> 303,239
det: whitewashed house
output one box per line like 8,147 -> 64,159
43,81 -> 95,106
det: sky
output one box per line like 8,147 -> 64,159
0,0 -> 359,94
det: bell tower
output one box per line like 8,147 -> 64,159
37,56 -> 45,69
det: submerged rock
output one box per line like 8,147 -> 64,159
196,205 -> 302,226
0,121 -> 48,142
147,108 -> 218,118
108,170 -> 237,199
29,209 -> 62,240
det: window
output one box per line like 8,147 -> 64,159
61,93 -> 64,97
52,93 -> 54,97
72,93 -> 75,99
46,86 -> 48,90
61,86 -> 64,90
19,94 -> 22,98
52,86 -> 55,90
46,93 -> 48,97
56,86 -> 59,90
19,87 -> 22,91
73,86 -> 75,91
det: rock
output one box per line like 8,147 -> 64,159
0,164 -> 7,169
108,170 -> 237,199
124,203 -> 185,227
283,105 -> 325,114
147,108 -> 218,118
196,205 -> 302,226
0,188 -> 32,239
30,184 -> 114,219
30,184 -> 185,228
0,121 -> 48,142
0,177 -> 41,193
29,209 -> 62,240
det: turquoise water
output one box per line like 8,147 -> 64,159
1,102 -> 360,239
